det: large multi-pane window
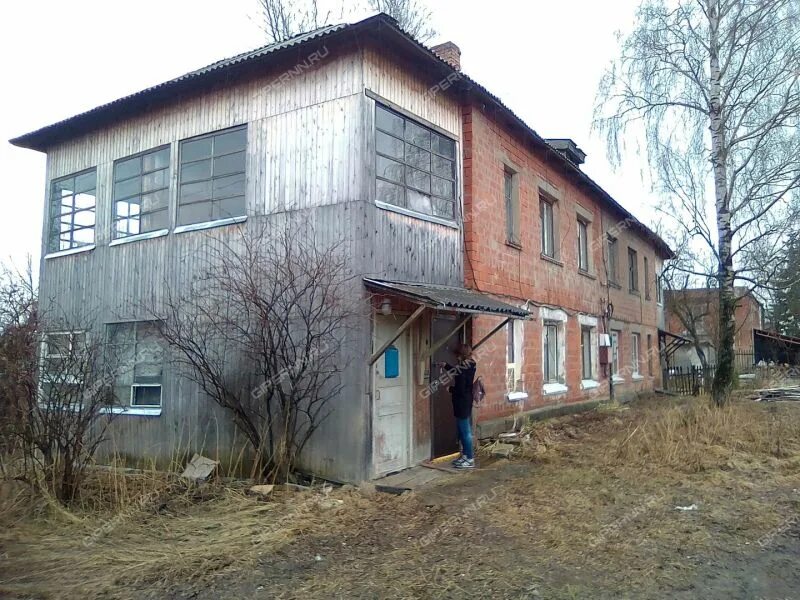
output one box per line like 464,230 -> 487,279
107,321 -> 164,408
113,146 -> 170,238
581,326 -> 593,379
577,219 -> 589,272
540,197 -> 555,258
49,170 -> 96,252
374,104 -> 457,220
543,322 -> 560,383
178,126 -> 247,226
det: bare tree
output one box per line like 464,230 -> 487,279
367,0 -> 436,42
595,0 -> 800,405
256,0 -> 436,45
257,0 -> 346,44
0,283 -> 119,504
147,223 -> 359,482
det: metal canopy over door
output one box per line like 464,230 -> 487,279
430,314 -> 462,457
372,315 -> 412,476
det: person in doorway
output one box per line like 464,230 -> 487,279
438,343 -> 477,469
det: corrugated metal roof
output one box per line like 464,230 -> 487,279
364,278 -> 531,318
9,12 -> 672,259
8,20 -> 351,151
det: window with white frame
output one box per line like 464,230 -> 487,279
543,322 -> 560,383
632,332 -> 641,377
540,196 -> 555,258
178,126 -> 247,226
40,331 -> 86,401
506,320 -> 523,391
374,104 -> 457,220
49,170 -> 96,253
581,326 -> 593,380
113,146 -> 170,238
611,330 -> 621,377
107,321 -> 164,408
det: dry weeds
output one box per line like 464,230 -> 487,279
2,396 -> 799,599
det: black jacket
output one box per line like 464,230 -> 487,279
445,358 -> 477,419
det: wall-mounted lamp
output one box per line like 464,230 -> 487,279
380,298 -> 392,316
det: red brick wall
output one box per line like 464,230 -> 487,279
463,102 -> 664,422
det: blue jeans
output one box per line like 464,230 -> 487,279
456,417 -> 474,459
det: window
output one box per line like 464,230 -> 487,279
647,334 -> 653,376
505,169 -> 520,245
581,326 -> 593,379
611,330 -> 620,376
632,333 -> 641,376
656,271 -> 664,304
540,196 -> 555,258
644,257 -> 651,300
507,320 -> 515,364
107,321 -> 164,408
577,219 -> 589,272
543,322 -> 560,383
506,320 -> 523,391
113,146 -> 170,238
606,235 -> 618,284
628,247 -> 639,292
48,170 -> 96,252
178,126 -> 247,226
40,332 -> 86,402
375,104 -> 456,220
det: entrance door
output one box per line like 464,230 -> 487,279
431,315 -> 463,457
372,315 -> 412,476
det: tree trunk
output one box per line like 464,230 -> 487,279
707,2 -> 735,406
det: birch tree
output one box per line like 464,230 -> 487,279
596,0 -> 800,405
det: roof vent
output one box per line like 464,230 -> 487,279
546,138 -> 586,166
431,42 -> 461,71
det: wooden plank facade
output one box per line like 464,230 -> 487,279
34,36 -> 464,482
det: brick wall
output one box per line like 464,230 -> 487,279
463,102 -> 665,422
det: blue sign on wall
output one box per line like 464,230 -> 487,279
384,345 -> 400,378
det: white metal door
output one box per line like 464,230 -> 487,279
372,315 -> 412,476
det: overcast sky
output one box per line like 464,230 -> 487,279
0,0 -> 658,274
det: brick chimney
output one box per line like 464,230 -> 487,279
431,42 -> 461,71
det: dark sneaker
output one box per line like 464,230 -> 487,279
454,458 -> 475,469
451,456 -> 467,467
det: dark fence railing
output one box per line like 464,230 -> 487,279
663,352 -> 756,395
663,365 -> 717,395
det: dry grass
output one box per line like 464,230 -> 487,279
2,395 -> 800,599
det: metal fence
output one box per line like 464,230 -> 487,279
663,352 -> 756,395
662,365 -> 716,395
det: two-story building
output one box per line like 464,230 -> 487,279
11,13 -> 671,483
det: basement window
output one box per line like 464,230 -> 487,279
374,104 -> 457,221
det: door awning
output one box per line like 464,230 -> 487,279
364,278 -> 531,318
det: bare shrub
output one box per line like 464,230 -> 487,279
148,223 -> 360,482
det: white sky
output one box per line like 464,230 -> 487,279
0,0 -> 660,275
